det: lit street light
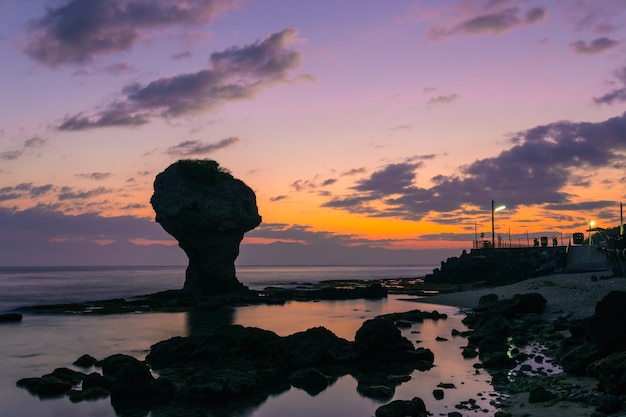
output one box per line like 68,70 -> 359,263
588,219 -> 595,245
492,200 -> 506,248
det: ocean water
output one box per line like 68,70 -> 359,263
0,265 -> 434,313
0,265 -> 502,417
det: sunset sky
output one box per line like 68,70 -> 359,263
1,0 -> 626,266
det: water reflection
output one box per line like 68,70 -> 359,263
186,307 -> 235,335
2,295 -> 502,417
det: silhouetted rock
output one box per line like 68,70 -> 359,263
358,383 -> 395,399
462,293 -> 550,371
16,367 -> 86,398
587,291 -> 626,355
354,318 -> 415,360
73,354 -> 98,368
17,313 -> 442,412
425,247 -> 567,285
595,394 -> 623,414
288,368 -> 332,395
108,356 -> 175,408
378,309 -> 448,323
433,389 -> 444,400
375,396 -> 428,417
559,291 -> 626,375
512,292 -> 547,314
68,386 -> 109,402
150,160 -> 261,295
588,351 -> 626,395
528,386 -> 556,403
283,326 -> 357,365
560,343 -> 601,375
0,313 -> 22,322
82,372 -> 113,391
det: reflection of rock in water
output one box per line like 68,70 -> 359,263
150,160 -> 261,295
186,308 -> 235,336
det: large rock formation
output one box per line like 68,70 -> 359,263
150,160 -> 261,294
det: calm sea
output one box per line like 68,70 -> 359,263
0,265 -> 435,313
0,265 -> 503,417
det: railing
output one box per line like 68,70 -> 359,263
472,238 -> 563,249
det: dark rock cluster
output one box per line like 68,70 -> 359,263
17,312 -> 441,416
0,313 -> 22,322
425,248 -> 567,286
460,292 -> 549,371
558,290 -> 626,396
150,160 -> 261,295
458,290 -> 626,414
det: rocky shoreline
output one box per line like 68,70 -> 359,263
460,289 -> 626,416
9,269 -> 626,416
16,307 -> 442,417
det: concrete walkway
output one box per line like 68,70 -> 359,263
565,245 -> 611,272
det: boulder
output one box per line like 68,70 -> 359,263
107,355 -> 175,407
82,372 -> 113,391
512,292 -> 547,314
283,326 -> 356,366
183,368 -> 279,402
288,368 -> 331,395
68,386 -> 110,402
558,291 -> 626,376
354,318 -> 414,360
73,354 -> 98,368
17,377 -> 72,397
595,395 -> 623,414
432,389 -> 444,400
478,293 -> 499,305
16,367 -> 86,398
560,343 -> 601,375
375,397 -> 428,417
357,384 -> 395,399
99,354 -> 140,378
150,160 -> 261,294
0,313 -> 22,322
587,291 -> 626,355
528,386 -> 557,403
588,351 -> 626,395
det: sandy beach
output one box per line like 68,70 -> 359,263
420,271 -> 625,320
421,271 -> 626,417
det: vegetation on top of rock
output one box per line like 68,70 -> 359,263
176,159 -> 232,184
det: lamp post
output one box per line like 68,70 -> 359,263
588,219 -> 595,245
491,200 -> 506,248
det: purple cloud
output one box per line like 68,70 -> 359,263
323,112 -> 626,221
342,167 -> 367,176
76,172 -> 113,180
429,5 -> 546,40
172,51 -> 193,60
594,66 -> 626,105
570,37 -> 620,55
0,183 -> 54,201
0,205 -> 170,243
24,0 -> 240,67
165,137 -> 240,156
561,1 -> 626,34
58,186 -> 112,200
269,195 -> 288,202
354,163 -> 422,195
426,94 -> 460,106
57,29 -> 306,130
0,137 -> 47,160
